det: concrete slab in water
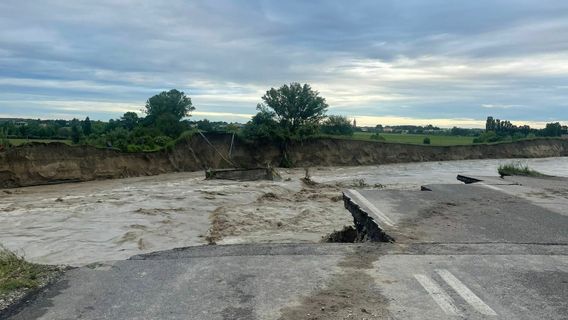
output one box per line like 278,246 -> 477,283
205,167 -> 281,181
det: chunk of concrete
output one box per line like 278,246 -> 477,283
205,167 -> 281,181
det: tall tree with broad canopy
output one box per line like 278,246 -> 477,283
259,83 -> 328,137
144,89 -> 195,137
144,89 -> 194,122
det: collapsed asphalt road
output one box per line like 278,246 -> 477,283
4,175 -> 568,320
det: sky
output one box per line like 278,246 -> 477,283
0,0 -> 567,128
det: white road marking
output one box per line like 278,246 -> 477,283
436,269 -> 497,316
478,183 -> 503,191
414,274 -> 462,316
347,189 -> 395,227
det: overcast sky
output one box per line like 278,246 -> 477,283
1,0 -> 567,127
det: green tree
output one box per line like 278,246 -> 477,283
144,89 -> 194,138
196,119 -> 214,132
485,116 -> 496,132
71,125 -> 82,144
542,122 -> 562,137
226,123 -> 240,134
144,89 -> 194,122
259,83 -> 328,137
242,107 -> 282,140
120,112 -> 139,130
321,115 -> 354,136
82,117 -> 92,136
0,128 -> 10,149
155,113 -> 184,138
57,127 -> 71,138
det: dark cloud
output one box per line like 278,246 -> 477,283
0,0 -> 567,125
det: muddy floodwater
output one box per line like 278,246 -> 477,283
1,157 -> 567,266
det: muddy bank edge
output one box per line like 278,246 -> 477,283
1,134 -> 567,188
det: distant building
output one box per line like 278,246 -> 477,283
383,127 -> 394,133
424,129 -> 444,134
14,121 -> 28,126
353,118 -> 357,128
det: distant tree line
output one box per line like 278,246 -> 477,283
475,116 -> 567,143
370,124 -> 482,136
2,86 -> 566,152
373,124 -> 442,134
0,84 -> 348,151
1,89 -> 200,151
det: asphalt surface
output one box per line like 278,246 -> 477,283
5,175 -> 568,320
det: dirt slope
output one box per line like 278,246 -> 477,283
286,138 -> 568,166
1,134 -> 567,188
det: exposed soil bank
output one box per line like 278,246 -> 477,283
1,134 -> 567,188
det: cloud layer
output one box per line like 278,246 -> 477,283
1,0 -> 567,127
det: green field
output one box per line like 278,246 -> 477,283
7,138 -> 73,146
6,135 -> 475,147
350,132 -> 475,146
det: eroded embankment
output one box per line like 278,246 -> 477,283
0,134 -> 280,188
1,134 -> 567,188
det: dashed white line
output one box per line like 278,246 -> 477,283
347,189 -> 395,227
414,274 -> 462,316
436,269 -> 497,316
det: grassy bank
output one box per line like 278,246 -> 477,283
336,132 -> 475,146
0,246 -> 59,295
498,162 -> 544,177
8,138 -> 72,146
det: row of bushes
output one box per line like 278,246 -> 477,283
80,128 -> 196,153
473,131 -> 537,144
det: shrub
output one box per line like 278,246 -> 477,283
498,162 -> 544,177
242,109 -> 284,141
153,135 -> 173,147
423,137 -> 431,144
0,128 -> 11,150
320,115 -> 354,136
370,133 -> 386,141
127,144 -> 144,152
474,131 -> 512,144
165,129 -> 197,152
178,129 -> 196,140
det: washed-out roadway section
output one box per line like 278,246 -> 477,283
6,170 -> 568,319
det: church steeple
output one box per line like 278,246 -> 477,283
353,118 -> 357,128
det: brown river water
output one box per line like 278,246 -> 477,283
1,157 -> 567,266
